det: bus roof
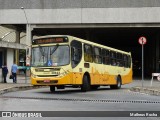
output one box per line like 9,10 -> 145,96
33,35 -> 131,55
71,36 -> 131,55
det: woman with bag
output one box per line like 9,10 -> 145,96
11,61 -> 18,83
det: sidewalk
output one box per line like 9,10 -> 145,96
0,75 -> 45,94
130,79 -> 160,96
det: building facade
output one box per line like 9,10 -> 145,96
0,25 -> 27,82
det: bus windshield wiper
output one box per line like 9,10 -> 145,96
50,44 -> 59,55
38,45 -> 45,62
38,45 -> 45,56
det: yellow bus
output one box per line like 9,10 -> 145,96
31,35 -> 132,92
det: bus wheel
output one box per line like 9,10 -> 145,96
50,86 -> 55,92
110,76 -> 122,89
81,75 -> 90,92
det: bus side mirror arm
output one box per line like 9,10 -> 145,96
26,48 -> 29,55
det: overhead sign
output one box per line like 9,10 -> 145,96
138,36 -> 147,45
32,37 -> 68,45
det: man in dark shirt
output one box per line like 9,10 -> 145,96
2,63 -> 8,83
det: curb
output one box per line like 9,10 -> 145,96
0,85 -> 47,95
130,87 -> 160,96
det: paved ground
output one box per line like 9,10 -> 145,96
0,75 -> 160,96
0,75 -> 40,94
1,74 -> 30,84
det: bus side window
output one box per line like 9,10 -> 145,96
110,51 -> 117,66
71,40 -> 82,68
106,50 -> 110,65
117,52 -> 123,67
102,49 -> 110,65
123,55 -> 128,68
112,60 -> 116,66
84,44 -> 93,62
94,47 -> 102,64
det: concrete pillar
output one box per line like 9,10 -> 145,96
26,24 -> 32,76
26,24 -> 32,66
0,50 -> 2,83
155,34 -> 160,72
0,69 -> 2,83
15,31 -> 20,65
0,49 -> 5,83
6,48 -> 14,82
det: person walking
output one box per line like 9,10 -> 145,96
11,61 -> 18,83
2,63 -> 8,83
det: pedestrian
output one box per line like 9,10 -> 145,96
2,63 -> 8,83
11,61 -> 18,83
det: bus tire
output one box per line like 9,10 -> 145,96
50,86 -> 55,92
81,75 -> 90,92
110,76 -> 122,89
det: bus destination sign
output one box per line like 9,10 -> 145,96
32,37 -> 68,45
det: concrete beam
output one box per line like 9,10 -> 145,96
1,7 -> 160,24
0,41 -> 27,49
32,23 -> 160,29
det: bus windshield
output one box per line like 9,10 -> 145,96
31,45 -> 70,67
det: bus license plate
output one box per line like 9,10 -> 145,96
44,72 -> 50,74
44,80 -> 50,83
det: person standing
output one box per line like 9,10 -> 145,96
2,63 -> 8,83
11,61 -> 18,83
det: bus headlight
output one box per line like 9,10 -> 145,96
31,73 -> 37,78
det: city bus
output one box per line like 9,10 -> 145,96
31,35 -> 132,92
